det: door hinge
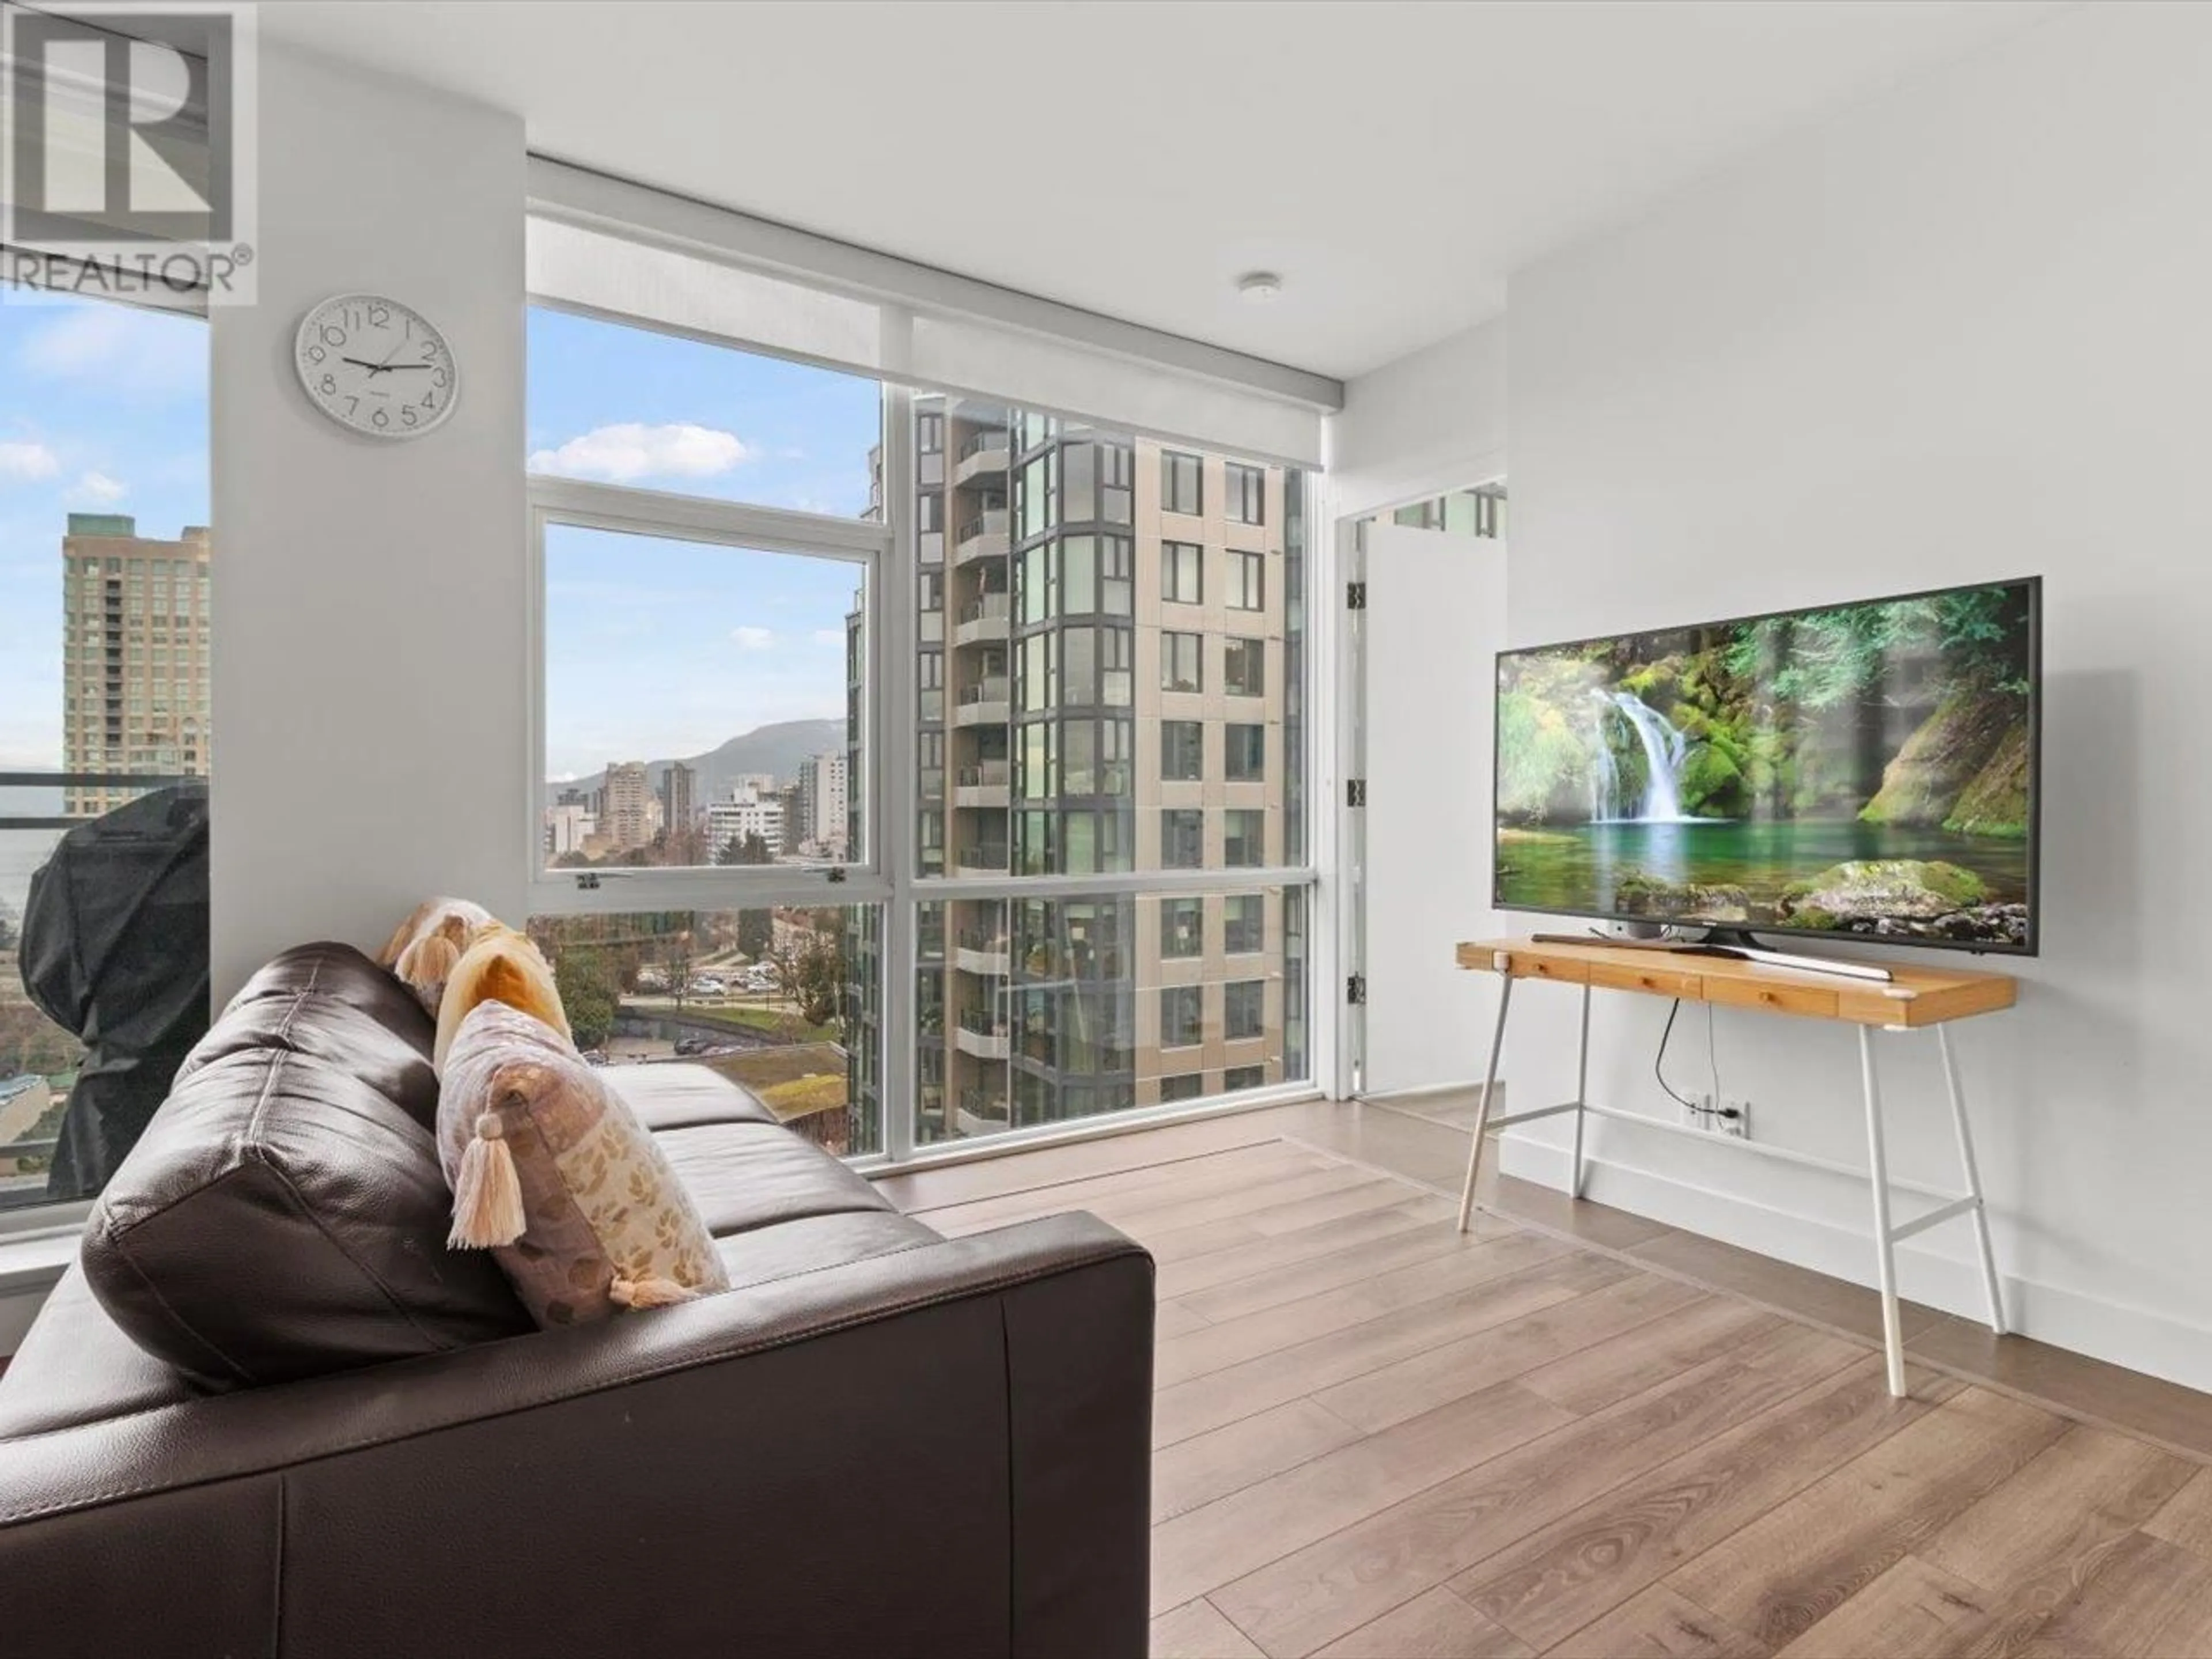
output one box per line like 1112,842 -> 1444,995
1346,581 -> 1368,611
1346,778 -> 1366,808
1346,973 -> 1367,1006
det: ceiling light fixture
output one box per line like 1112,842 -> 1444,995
1236,271 -> 1283,302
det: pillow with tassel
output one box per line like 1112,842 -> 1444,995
433,925 -> 570,1071
380,897 -> 497,1018
437,999 -> 728,1326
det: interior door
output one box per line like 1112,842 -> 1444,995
1360,521 -> 1508,1095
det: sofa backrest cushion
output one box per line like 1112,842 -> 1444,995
80,1043 -> 532,1387
181,942 -> 441,1128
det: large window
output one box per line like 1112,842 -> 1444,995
1162,541 -> 1203,605
1226,462 -> 1266,525
1162,721 -> 1205,782
1163,450 -> 1203,516
1162,632 -> 1204,694
1,285 -> 211,1211
532,224 -> 1319,1165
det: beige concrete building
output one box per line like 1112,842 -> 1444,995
600,761 -> 653,853
61,516 -> 213,819
853,402 -> 1305,1147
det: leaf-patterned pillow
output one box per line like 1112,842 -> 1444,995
437,999 -> 727,1327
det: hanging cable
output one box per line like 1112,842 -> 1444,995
1654,999 -> 1699,1112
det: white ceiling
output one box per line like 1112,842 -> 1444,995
261,0 -> 2069,381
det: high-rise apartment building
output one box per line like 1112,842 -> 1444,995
61,515 -> 213,818
659,762 -> 698,860
849,401 -> 1306,1147
797,751 -> 847,859
601,761 -> 653,853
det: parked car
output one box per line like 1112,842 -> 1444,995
673,1036 -> 711,1056
687,976 -> 725,997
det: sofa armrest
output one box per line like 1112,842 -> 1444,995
0,1213 -> 1154,1659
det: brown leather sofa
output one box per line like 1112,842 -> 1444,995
0,944 -> 1155,1658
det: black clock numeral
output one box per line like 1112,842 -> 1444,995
319,373 -> 336,395
402,406 -> 419,428
344,397 -> 358,416
420,392 -> 435,408
372,408 -> 389,429
320,324 -> 346,347
421,341 -> 437,361
431,369 -> 449,389
368,302 -> 391,328
307,344 -> 326,365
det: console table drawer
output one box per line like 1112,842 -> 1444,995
1503,953 -> 1589,984
1706,976 -> 1839,1018
1588,961 -> 1705,1000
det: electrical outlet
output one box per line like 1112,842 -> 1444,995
1689,1093 -> 1752,1138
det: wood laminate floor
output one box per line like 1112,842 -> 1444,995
887,1110 -> 2212,1659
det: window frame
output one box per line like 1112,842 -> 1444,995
527,471 -> 890,918
518,241 -> 1338,1179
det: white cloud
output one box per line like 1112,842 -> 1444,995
731,626 -> 776,651
0,441 -> 60,482
528,422 -> 751,483
810,628 -> 845,646
67,470 -> 126,504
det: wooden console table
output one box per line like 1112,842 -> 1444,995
1454,937 -> 2019,1397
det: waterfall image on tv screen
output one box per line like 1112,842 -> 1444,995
1494,578 -> 2040,952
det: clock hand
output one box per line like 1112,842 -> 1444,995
339,356 -> 383,371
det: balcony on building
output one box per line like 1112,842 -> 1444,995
953,677 -> 1010,726
956,836 -> 1011,874
955,922 -> 1012,976
953,591 -> 1010,648
954,1009 -> 1010,1061
955,757 -> 1010,809
953,509 -> 1009,566
953,429 -> 1010,488
955,1087 -> 1010,1138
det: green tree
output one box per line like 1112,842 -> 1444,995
553,948 -> 620,1050
736,908 -> 772,962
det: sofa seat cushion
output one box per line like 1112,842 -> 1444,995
80,1047 -> 532,1387
711,1210 -> 935,1291
656,1119 -> 896,1238
604,1063 -> 779,1132
0,1265 -> 203,1438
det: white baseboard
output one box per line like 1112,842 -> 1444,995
1497,1132 -> 2212,1397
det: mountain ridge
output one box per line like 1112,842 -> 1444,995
548,719 -> 845,808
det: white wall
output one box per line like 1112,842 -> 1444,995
209,43 -> 527,997
1362,524 -> 1506,1095
1495,1 -> 2212,1388
1330,318 -> 1507,518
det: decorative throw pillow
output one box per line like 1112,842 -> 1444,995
380,896 -> 497,1017
433,925 -> 570,1070
438,999 -> 728,1325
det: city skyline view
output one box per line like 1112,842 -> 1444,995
531,307 -> 881,779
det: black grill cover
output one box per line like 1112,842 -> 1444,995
17,786 -> 210,1200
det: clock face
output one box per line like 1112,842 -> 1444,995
293,294 -> 459,440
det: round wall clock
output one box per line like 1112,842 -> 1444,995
293,293 -> 459,440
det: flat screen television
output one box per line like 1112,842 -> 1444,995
1493,577 -> 2040,955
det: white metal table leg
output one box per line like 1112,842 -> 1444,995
1456,970 -> 1515,1233
1569,982 -> 1592,1199
1859,1027 -> 1908,1397
1938,1025 -> 2008,1336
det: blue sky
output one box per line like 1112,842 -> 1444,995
0,297 -> 880,782
0,293 -> 210,774
529,308 -> 881,779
